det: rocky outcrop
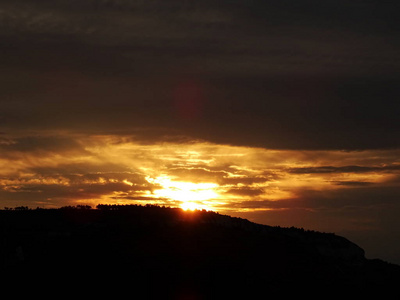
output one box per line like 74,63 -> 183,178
312,235 -> 365,263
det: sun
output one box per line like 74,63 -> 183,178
146,176 -> 219,210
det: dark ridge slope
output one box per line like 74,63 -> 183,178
1,205 -> 399,298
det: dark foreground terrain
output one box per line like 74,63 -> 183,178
1,205 -> 399,298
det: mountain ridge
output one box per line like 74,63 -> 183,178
1,204 -> 399,297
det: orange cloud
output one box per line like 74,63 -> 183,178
0,133 -> 398,212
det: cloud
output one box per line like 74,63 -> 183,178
288,165 -> 400,174
0,1 -> 399,150
1,0 -> 397,77
3,134 -> 398,208
226,187 -> 265,197
332,181 -> 374,186
0,133 -> 399,264
0,135 -> 87,157
28,163 -> 132,176
225,183 -> 400,229
0,170 -> 158,208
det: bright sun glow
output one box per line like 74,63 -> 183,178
146,176 -> 219,210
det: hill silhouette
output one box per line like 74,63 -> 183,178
1,204 -> 399,298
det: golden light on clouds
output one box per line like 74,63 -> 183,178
0,133 -> 399,215
146,175 -> 219,211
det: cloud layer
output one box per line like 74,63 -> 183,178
0,132 -> 400,262
1,133 -> 398,208
0,0 -> 399,149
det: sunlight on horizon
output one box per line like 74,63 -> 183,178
0,133 -> 397,216
146,175 -> 219,210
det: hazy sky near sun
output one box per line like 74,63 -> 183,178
0,0 -> 399,263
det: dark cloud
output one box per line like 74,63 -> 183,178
28,163 -> 132,176
226,184 -> 400,231
332,181 -> 374,187
0,1 -> 398,150
284,186 -> 400,214
288,165 -> 400,174
226,187 -> 265,197
0,135 -> 87,156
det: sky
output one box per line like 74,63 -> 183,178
0,1 -> 400,264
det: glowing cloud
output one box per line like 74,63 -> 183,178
146,175 -> 219,210
0,133 -> 399,214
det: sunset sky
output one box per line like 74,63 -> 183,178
1,1 -> 399,264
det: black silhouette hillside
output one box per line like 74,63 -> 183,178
1,205 -> 399,298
